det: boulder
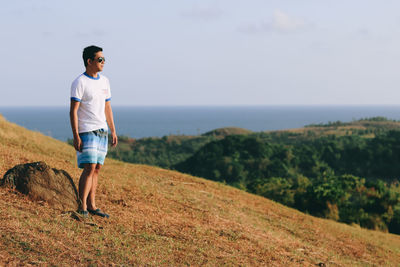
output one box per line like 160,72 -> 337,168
1,161 -> 79,210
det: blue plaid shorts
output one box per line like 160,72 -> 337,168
77,128 -> 108,168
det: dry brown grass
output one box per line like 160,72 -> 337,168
1,114 -> 400,266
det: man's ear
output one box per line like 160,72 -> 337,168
87,58 -> 92,66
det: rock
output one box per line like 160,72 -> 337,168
1,161 -> 79,210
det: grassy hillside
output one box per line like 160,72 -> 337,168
1,114 -> 400,266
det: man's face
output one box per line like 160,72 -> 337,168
88,51 -> 105,72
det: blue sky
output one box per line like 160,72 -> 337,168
2,0 -> 400,106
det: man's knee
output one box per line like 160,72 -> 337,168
94,164 -> 102,173
83,163 -> 97,174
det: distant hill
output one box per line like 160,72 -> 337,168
1,115 -> 400,265
202,127 -> 253,137
279,117 -> 400,139
101,127 -> 253,168
104,117 -> 400,169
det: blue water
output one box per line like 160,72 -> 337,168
1,106 -> 400,141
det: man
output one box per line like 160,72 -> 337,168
70,45 -> 118,218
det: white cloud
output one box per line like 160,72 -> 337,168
181,6 -> 222,21
237,9 -> 308,34
272,10 -> 306,32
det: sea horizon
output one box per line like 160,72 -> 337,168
1,105 -> 400,141
3,104 -> 400,108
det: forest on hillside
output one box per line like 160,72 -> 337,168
175,131 -> 400,234
69,117 -> 400,234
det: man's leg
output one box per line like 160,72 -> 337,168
78,163 -> 97,211
87,163 -> 101,211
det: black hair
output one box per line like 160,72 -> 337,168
82,45 -> 103,67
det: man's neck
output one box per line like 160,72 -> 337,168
85,69 -> 99,78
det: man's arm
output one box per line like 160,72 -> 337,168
69,100 -> 82,152
105,101 -> 118,147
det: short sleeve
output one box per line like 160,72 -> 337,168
105,78 -> 112,102
70,78 -> 84,102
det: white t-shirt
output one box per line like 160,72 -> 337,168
70,73 -> 112,133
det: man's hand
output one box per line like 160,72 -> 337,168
111,132 -> 118,147
70,100 -> 81,151
73,136 -> 82,152
105,101 -> 118,148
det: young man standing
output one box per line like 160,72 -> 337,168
70,45 -> 118,218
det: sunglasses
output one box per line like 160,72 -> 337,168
95,57 -> 105,63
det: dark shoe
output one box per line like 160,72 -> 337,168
88,208 -> 110,218
77,210 -> 89,218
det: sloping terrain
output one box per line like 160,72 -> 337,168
202,127 -> 253,137
0,114 -> 399,266
281,119 -> 400,138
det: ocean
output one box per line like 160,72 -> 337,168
1,106 -> 400,141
